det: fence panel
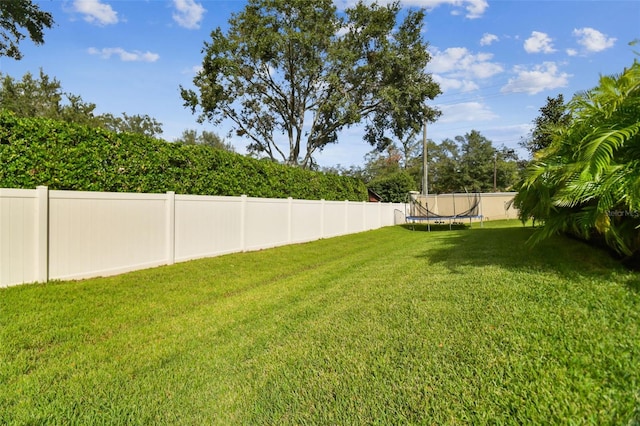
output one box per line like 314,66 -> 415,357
290,199 -> 323,243
322,201 -> 348,238
479,193 -> 518,220
0,188 -> 41,287
48,190 -> 169,281
381,203 -> 405,226
174,195 -> 244,262
364,202 -> 382,230
244,197 -> 290,251
346,201 -> 366,234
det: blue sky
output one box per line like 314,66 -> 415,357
2,0 -> 638,168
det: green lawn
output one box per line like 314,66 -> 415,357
1,220 -> 639,424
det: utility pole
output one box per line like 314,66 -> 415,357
493,151 -> 498,192
422,119 -> 428,197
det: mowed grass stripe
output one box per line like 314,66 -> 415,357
1,222 -> 638,424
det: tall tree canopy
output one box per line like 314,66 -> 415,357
181,0 -> 440,168
520,94 -> 571,157
0,0 -> 53,60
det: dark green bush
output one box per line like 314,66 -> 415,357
0,111 -> 367,201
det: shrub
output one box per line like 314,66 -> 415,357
514,61 -> 640,262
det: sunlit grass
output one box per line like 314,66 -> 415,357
1,220 -> 638,424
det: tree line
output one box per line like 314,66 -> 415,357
324,129 -> 523,202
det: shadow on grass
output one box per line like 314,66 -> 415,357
406,225 -> 640,292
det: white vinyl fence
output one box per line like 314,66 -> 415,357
0,187 -> 406,288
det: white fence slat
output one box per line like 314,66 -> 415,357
0,188 -> 40,287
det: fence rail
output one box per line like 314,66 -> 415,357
0,187 -> 405,288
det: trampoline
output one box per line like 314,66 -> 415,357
406,191 -> 483,231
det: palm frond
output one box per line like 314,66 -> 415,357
579,122 -> 640,175
516,60 -> 640,259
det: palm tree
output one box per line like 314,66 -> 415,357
514,60 -> 640,261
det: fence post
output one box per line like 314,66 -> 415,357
320,199 -> 325,239
166,191 -> 175,265
287,197 -> 293,244
240,195 -> 247,251
35,185 -> 49,283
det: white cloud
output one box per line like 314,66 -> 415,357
457,0 -> 489,19
566,48 -> 578,57
429,47 -> 503,79
501,62 -> 570,95
573,27 -> 616,53
172,0 -> 206,29
410,0 -> 489,19
73,0 -> 118,25
436,102 -> 498,123
480,33 -> 498,46
524,31 -> 556,54
433,75 -> 479,92
335,0 -> 489,19
88,47 -> 160,62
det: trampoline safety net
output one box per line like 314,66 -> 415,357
406,192 -> 483,223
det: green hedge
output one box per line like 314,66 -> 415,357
0,111 -> 367,201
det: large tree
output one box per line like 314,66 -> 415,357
520,94 -> 571,157
427,131 -> 520,193
181,0 -> 440,168
427,138 -> 460,193
457,131 -> 495,192
0,0 -> 54,60
0,69 -> 63,117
